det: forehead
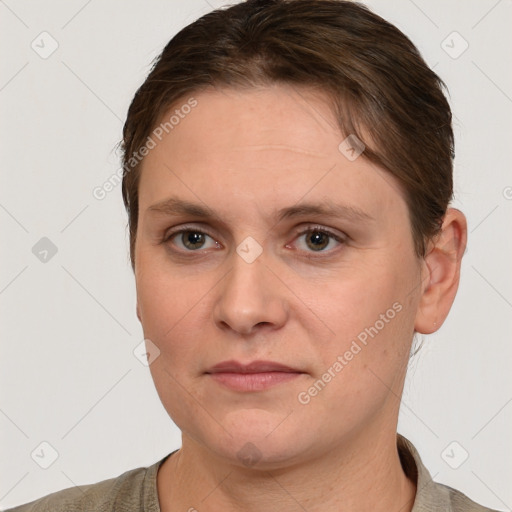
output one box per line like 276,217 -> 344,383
137,85 -> 406,222
169,85 -> 339,156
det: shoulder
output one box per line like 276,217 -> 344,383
433,481 -> 503,512
397,434 -> 502,512
4,460 -> 162,512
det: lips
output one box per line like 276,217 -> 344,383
205,360 -> 304,392
206,359 -> 302,374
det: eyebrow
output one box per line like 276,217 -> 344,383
147,196 -> 374,224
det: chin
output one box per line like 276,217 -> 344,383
221,440 -> 306,471
201,414 -> 309,469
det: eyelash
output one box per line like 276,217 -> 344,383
162,224 -> 346,258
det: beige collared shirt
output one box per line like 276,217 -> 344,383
6,434 -> 500,511
396,434 -> 500,511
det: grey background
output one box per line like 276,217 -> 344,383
1,0 -> 511,510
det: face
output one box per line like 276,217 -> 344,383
134,84 -> 424,468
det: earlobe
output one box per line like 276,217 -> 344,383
414,208 -> 467,334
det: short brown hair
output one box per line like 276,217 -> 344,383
121,0 -> 454,270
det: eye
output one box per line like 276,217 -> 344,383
162,224 -> 346,256
164,227 -> 220,252
290,226 -> 346,254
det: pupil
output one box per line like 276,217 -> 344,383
184,231 -> 204,249
308,231 -> 328,251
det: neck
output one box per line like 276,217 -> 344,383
157,426 -> 417,512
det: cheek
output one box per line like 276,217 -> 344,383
137,265 -> 212,428
136,252 -> 202,333
313,257 -> 418,381
136,259 -> 217,372
137,274 -> 175,338
319,264 -> 403,336
301,291 -> 414,431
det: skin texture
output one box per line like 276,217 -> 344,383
134,84 -> 467,512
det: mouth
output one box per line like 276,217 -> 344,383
206,359 -> 302,374
205,360 -> 305,392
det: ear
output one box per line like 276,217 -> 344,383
414,207 -> 467,334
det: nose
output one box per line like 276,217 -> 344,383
213,246 -> 289,336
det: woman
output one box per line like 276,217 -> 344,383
6,0 -> 501,511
